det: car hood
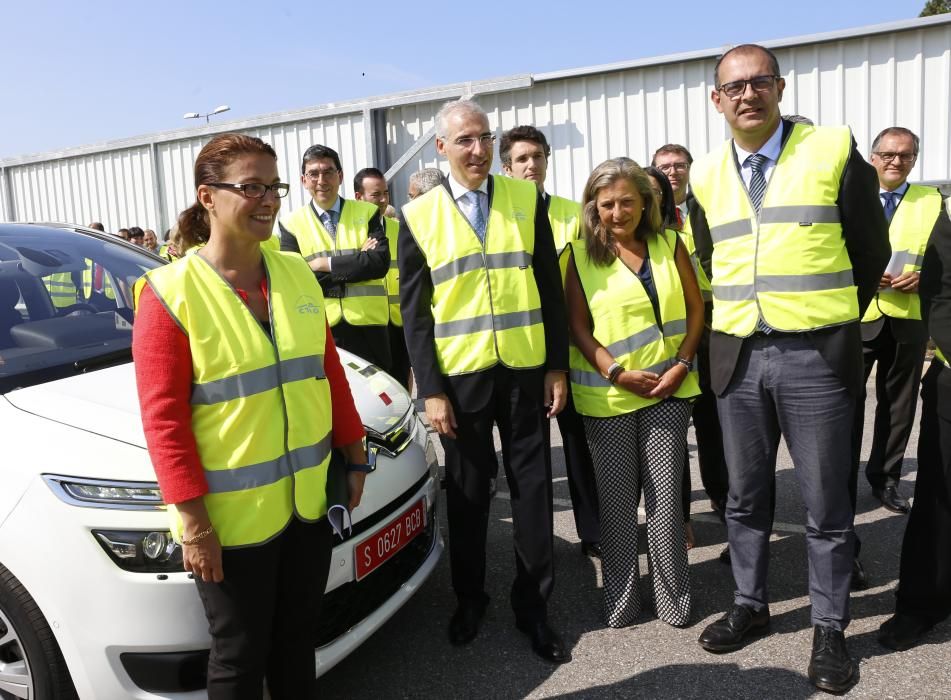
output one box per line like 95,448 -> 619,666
3,350 -> 413,449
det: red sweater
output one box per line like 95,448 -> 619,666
133,281 -> 365,504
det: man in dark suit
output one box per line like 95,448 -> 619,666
879,196 -> 951,651
852,127 -> 940,515
279,145 -> 391,371
690,44 -> 890,693
398,99 -> 571,664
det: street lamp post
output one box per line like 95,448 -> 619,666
183,105 -> 231,123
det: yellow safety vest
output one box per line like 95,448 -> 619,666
143,249 -> 333,548
82,263 -> 116,301
383,216 -> 402,326
691,123 -> 858,336
280,199 -> 388,327
569,229 -> 700,417
45,272 -> 79,308
548,194 -> 582,283
402,175 -> 546,375
679,209 -> 713,302
862,185 -> 942,323
936,347 -> 949,368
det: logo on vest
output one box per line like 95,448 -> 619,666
512,207 -> 528,221
296,295 -> 322,315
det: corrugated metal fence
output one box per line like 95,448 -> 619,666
2,15 -> 949,233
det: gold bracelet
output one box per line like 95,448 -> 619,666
181,524 -> 214,546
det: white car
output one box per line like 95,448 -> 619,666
0,223 -> 442,699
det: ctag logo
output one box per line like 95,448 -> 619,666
296,295 -> 322,315
512,207 -> 527,221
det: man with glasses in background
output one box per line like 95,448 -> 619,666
652,144 -> 729,543
280,145 -> 391,371
853,127 -> 942,516
399,99 -> 571,664
689,44 -> 889,693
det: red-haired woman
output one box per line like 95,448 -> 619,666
133,133 -> 368,698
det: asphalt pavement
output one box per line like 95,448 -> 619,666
317,367 -> 950,699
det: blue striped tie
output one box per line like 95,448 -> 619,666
747,153 -> 768,214
882,192 -> 898,222
747,153 -> 772,333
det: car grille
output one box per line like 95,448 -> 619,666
316,503 -> 437,648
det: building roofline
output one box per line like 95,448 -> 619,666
3,13 -> 949,168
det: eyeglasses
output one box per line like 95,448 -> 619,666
208,182 -> 290,198
657,161 -> 690,173
873,151 -> 917,164
717,75 -> 781,99
304,168 -> 341,181
452,134 -> 496,150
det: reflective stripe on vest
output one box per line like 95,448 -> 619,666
402,175 -> 546,374
383,217 -> 402,326
679,213 -> 713,302
569,229 -> 700,417
144,248 -> 333,548
862,185 -> 942,323
548,195 -> 582,284
280,199 -> 388,327
690,124 -> 857,336
46,272 -> 79,307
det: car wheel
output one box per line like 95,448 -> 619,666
0,564 -> 77,700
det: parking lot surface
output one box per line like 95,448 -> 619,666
317,372 -> 950,699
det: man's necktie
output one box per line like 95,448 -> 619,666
674,207 -> 683,228
747,153 -> 772,333
465,190 -> 487,242
321,211 -> 337,240
747,153 -> 768,215
882,191 -> 898,222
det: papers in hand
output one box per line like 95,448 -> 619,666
326,452 -> 352,540
884,251 -> 906,278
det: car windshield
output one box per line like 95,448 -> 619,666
0,224 -> 163,393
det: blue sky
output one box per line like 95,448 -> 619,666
0,0 -> 928,159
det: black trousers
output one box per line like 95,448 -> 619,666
555,387 -> 601,544
194,518 -> 333,700
330,321 -> 392,375
852,319 -> 926,490
895,362 -> 951,624
442,366 -> 554,623
693,330 -> 730,506
387,323 -> 411,390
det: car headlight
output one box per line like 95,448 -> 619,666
44,475 -> 165,510
93,529 -> 184,573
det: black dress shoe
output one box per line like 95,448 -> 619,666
698,604 -> 770,652
581,541 -> 602,559
808,625 -> 856,693
850,557 -> 868,591
873,485 -> 911,514
878,613 -> 934,651
516,619 -> 571,664
718,546 -> 731,565
448,599 -> 487,646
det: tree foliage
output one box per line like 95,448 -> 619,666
920,0 -> 950,16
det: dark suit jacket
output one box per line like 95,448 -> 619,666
279,198 -> 388,299
920,198 -> 951,419
691,120 -> 892,396
398,175 -> 569,410
862,187 -> 949,346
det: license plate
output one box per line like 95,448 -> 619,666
355,498 -> 427,581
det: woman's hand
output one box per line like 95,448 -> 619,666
648,363 -> 689,399
182,529 -> 224,583
615,370 -> 660,398
348,470 -> 367,510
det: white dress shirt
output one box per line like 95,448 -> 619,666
733,122 -> 784,190
447,172 -> 489,223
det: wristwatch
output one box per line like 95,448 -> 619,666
675,356 -> 694,371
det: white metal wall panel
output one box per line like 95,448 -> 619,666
156,113 -> 366,232
5,146 -> 155,230
382,20 -> 950,206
